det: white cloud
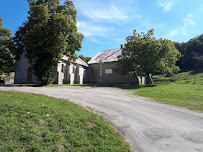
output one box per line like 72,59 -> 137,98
167,12 -> 198,40
183,13 -> 195,25
182,13 -> 196,36
168,29 -> 177,38
74,0 -> 128,21
83,4 -> 128,20
77,21 -> 114,37
157,0 -> 175,12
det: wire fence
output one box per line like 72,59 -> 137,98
169,75 -> 203,85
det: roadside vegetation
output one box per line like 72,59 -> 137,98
0,91 -> 132,152
133,70 -> 203,112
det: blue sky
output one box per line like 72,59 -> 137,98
0,0 -> 203,57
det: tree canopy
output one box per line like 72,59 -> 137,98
175,34 -> 203,70
78,55 -> 91,63
0,18 -> 15,74
14,0 -> 83,85
118,29 -> 181,84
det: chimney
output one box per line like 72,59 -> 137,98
121,44 -> 123,49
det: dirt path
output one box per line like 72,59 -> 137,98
1,85 -> 203,152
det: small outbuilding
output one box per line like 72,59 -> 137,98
87,48 -> 140,84
14,54 -> 89,85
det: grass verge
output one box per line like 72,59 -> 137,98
134,71 -> 203,112
0,91 -> 132,152
135,83 -> 203,112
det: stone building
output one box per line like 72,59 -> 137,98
87,48 -> 140,84
14,54 -> 88,84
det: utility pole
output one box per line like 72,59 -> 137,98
98,60 -> 103,84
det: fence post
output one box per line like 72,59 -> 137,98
194,77 -> 196,84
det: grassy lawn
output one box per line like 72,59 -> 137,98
135,83 -> 203,111
0,91 -> 132,152
134,70 -> 203,112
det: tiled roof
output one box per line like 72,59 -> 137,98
62,56 -> 89,67
75,58 -> 89,67
88,49 -> 122,64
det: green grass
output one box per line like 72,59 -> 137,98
135,84 -> 203,111
134,70 -> 203,112
0,91 -> 132,152
91,69 -> 203,112
152,70 -> 203,85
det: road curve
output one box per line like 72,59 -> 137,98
1,85 -> 203,152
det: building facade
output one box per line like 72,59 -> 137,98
87,49 -> 139,84
14,54 -> 88,84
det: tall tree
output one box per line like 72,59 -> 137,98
118,29 -> 181,84
175,34 -> 203,70
14,0 -> 83,85
187,34 -> 203,68
0,18 -> 15,74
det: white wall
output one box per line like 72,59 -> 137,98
15,55 -> 87,84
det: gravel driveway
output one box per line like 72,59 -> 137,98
1,85 -> 203,152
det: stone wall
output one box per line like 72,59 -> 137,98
87,62 -> 138,84
14,54 -> 40,84
56,62 -> 86,85
15,55 -> 87,85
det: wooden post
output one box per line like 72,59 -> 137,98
98,60 -> 103,84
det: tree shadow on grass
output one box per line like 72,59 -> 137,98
190,68 -> 203,75
87,84 -> 157,90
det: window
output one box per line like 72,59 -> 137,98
105,69 -> 112,74
61,64 -> 64,73
72,65 -> 75,73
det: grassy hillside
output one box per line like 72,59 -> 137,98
0,91 -> 132,152
134,70 -> 203,112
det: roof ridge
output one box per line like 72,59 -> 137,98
88,48 -> 122,64
100,48 -> 120,52
104,49 -> 121,59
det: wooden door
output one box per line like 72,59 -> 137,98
27,67 -> 32,82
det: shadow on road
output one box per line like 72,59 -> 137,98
0,83 -> 157,91
0,84 -> 38,87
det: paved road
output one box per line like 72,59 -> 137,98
1,85 -> 203,152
